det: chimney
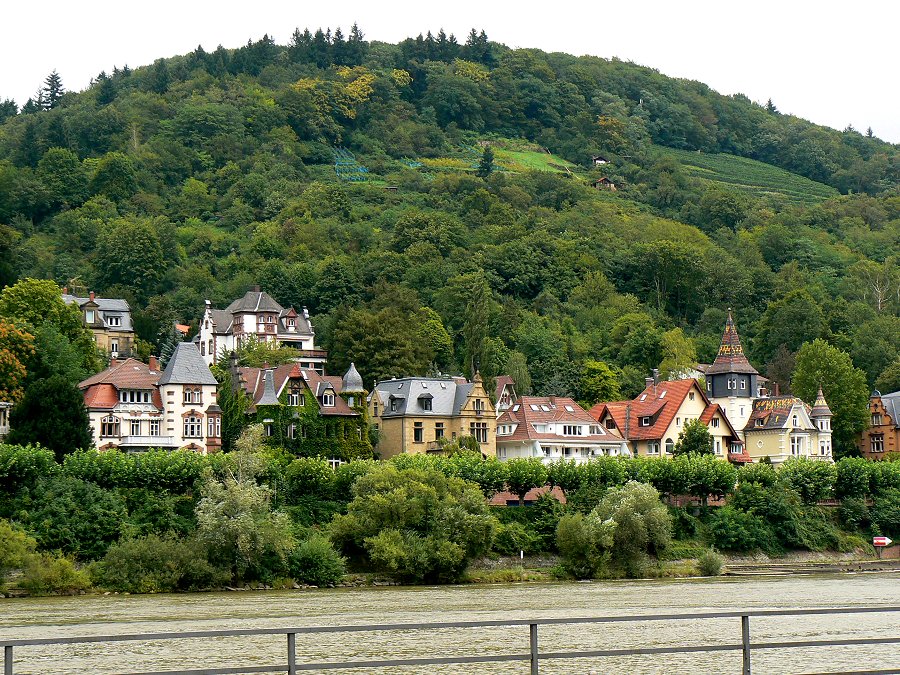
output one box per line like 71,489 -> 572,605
149,356 -> 159,372
645,377 -> 654,389
652,368 -> 659,385
774,382 -> 781,396
89,290 -> 95,302
109,356 -> 118,367
262,361 -> 270,371
303,306 -> 310,320
252,285 -> 261,292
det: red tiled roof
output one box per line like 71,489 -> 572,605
497,396 -> 622,443
706,311 -> 759,375
79,358 -> 161,390
728,448 -> 753,463
590,380 -> 706,441
82,383 -> 119,409
494,375 -> 514,402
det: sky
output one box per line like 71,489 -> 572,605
3,0 -> 898,143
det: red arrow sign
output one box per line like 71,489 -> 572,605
873,536 -> 893,547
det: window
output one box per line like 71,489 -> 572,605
208,416 -> 221,438
435,422 -> 444,440
288,318 -> 295,327
373,401 -> 379,417
474,399 -> 485,415
347,396 -> 355,407
421,397 -> 433,411
871,435 -> 884,453
200,342 -> 206,356
665,439 -> 674,454
110,340 -> 119,354
641,417 -> 651,427
130,419 -> 141,436
605,418 -> 616,429
688,392 -> 695,401
792,415 -> 798,427
676,417 -> 681,426
413,422 -> 423,443
85,310 -> 95,323
322,391 -> 335,407
106,315 -> 121,327
728,378 -> 736,390
740,380 -> 746,390
711,418 -> 720,428
756,418 -> 765,427
470,422 -> 488,443
208,339 -> 213,356
287,424 -> 295,440
390,398 -> 399,412
647,441 -> 660,455
790,436 -> 802,456
101,416 -> 120,437
184,416 -> 203,438
288,387 -> 301,407
562,425 -> 583,436
264,421 -> 274,437
872,413 -> 883,426
149,419 -> 160,436
715,440 -> 722,455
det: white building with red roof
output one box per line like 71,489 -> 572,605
78,343 -> 221,453
496,396 -> 629,464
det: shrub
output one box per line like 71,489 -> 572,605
288,534 -> 346,586
556,512 -> 607,579
706,506 -> 780,553
777,458 -> 836,504
0,444 -> 59,494
697,548 -> 724,576
0,519 -> 36,583
737,462 -> 777,487
284,457 -> 333,503
20,553 -> 91,595
92,534 -> 226,593
838,497 -> 870,530
871,489 -> 900,537
669,507 -> 703,540
492,521 -> 541,556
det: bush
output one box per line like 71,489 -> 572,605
288,534 -> 346,586
556,512 -> 607,579
669,507 -> 703,540
737,462 -> 776,487
706,506 -> 780,553
20,553 -> 91,595
777,458 -> 836,504
0,444 -> 59,494
284,457 -> 333,503
871,489 -> 900,537
697,548 -> 724,576
838,497 -> 870,530
492,521 -> 541,556
92,534 -> 226,593
0,518 -> 36,583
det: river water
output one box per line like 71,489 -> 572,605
2,573 -> 898,674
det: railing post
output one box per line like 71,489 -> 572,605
741,614 -> 751,675
529,623 -> 539,675
4,645 -> 12,675
287,632 -> 296,675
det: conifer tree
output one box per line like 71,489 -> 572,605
43,70 -> 64,109
476,145 -> 494,178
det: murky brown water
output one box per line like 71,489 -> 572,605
1,573 -> 898,674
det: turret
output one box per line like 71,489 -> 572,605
340,362 -> 367,412
706,310 -> 759,434
810,386 -> 832,432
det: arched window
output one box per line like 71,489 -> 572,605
665,439 -> 675,455
101,416 -> 121,437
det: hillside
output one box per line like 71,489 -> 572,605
0,28 -> 898,459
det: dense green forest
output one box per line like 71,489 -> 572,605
1,27 -> 900,459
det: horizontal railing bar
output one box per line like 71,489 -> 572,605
125,666 -> 287,675
751,636 -> 900,650
295,652 -> 532,671
4,606 -> 899,647
800,670 -> 900,675
541,643 -> 745,659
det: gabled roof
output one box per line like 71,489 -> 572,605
706,310 -> 759,375
159,343 -> 217,385
63,294 -> 134,332
498,396 -> 622,444
79,358 -> 160,390
226,290 -> 284,314
880,391 -> 900,428
494,375 -> 514,402
237,364 -> 357,416
589,379 -> 707,441
371,377 -> 489,417
205,290 -> 313,336
745,396 -> 815,431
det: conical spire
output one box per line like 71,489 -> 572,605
810,385 -> 832,417
258,368 -> 279,405
342,362 -> 364,392
705,309 -> 759,375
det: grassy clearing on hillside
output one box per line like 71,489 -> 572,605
661,147 -> 839,204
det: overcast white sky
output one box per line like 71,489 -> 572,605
3,1 -> 898,143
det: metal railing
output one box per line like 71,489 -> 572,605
3,606 -> 900,675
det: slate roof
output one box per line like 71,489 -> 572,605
745,396 -> 815,431
705,311 -> 759,375
63,294 -> 134,332
589,379 -> 705,441
497,396 -> 623,444
159,343 -> 218,385
225,290 -> 283,314
237,364 -> 357,416
342,362 -> 365,392
371,377 -> 485,417
206,290 -> 313,336
876,391 -> 900,428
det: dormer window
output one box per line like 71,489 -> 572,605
106,315 -> 122,327
323,391 -> 335,407
792,414 -> 798,427
756,418 -> 765,427
85,310 -> 95,323
641,416 -> 651,426
288,386 -> 301,407
419,395 -> 433,411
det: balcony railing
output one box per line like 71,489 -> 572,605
118,435 -> 179,447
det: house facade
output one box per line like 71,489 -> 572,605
743,390 -> 833,464
231,360 -> 371,460
590,378 -> 747,462
705,310 -> 759,434
368,374 -> 496,459
494,375 -> 518,416
63,289 -> 134,358
78,344 -> 221,453
496,396 -> 628,464
197,287 -> 326,372
858,390 -> 900,459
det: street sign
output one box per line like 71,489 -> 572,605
873,536 -> 893,547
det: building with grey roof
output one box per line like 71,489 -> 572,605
196,286 -> 327,371
62,289 -> 134,358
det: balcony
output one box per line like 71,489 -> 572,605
118,435 -> 180,448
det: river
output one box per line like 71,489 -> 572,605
2,573 -> 898,674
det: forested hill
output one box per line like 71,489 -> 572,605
1,27 -> 899,452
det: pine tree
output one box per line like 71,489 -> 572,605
95,71 -> 116,105
158,324 -> 182,369
476,145 -> 494,178
0,99 -> 17,123
866,126 -> 874,138
43,70 -> 64,109
765,98 -> 778,114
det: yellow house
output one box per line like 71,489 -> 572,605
743,390 -> 833,464
63,289 -> 135,358
368,374 -> 496,459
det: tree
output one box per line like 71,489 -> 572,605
475,145 -> 494,178
503,351 -> 532,395
43,70 -> 65,109
0,519 -> 36,584
851,316 -> 900,386
329,465 -> 497,583
756,289 -> 829,363
37,147 -> 88,209
792,339 -> 869,458
504,458 -> 549,505
0,319 -> 35,403
673,419 -> 713,456
8,375 -> 93,460
95,218 -> 166,299
89,152 -> 138,203
658,328 -> 698,380
875,356 -> 900,395
576,360 -> 621,409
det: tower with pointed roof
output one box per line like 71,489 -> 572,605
706,310 -> 759,434
340,362 -> 367,414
